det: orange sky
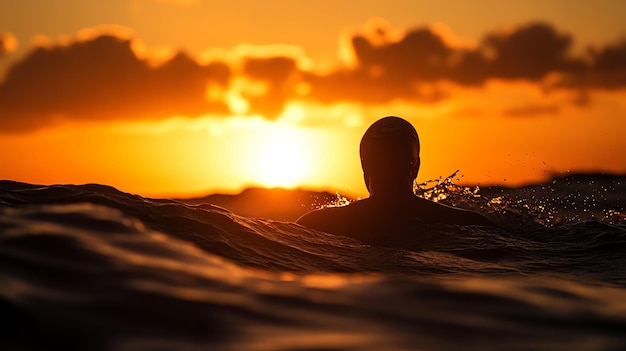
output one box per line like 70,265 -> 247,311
1,1 -> 625,198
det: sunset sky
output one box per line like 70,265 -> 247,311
1,0 -> 625,198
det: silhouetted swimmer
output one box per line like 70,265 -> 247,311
297,116 -> 496,241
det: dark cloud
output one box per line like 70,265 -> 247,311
582,40 -> 626,89
482,23 -> 583,80
2,22 -> 626,131
234,22 -> 626,114
302,22 -> 595,105
451,23 -> 588,85
593,41 -> 626,71
0,35 -> 230,132
241,56 -> 300,118
299,27 -> 457,106
351,27 -> 453,82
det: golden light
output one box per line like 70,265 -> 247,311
250,125 -> 310,188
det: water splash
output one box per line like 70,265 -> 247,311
306,171 -> 624,228
321,192 -> 355,209
414,170 -> 468,203
414,171 -> 625,228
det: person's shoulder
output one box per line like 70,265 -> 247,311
411,197 -> 497,227
297,203 -> 352,225
296,207 -> 329,227
297,206 -> 334,225
296,200 -> 371,234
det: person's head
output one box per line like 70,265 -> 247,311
359,116 -> 420,195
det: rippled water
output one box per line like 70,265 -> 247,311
1,176 -> 625,350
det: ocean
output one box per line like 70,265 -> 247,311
1,174 -> 625,351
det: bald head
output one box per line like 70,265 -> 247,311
359,116 -> 420,194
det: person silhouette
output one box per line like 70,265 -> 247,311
297,116 -> 496,240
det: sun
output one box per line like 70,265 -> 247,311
255,140 -> 306,187
251,125 -> 310,188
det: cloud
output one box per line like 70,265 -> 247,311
224,23 -> 626,118
581,40 -> 626,89
0,32 -> 18,56
481,23 -> 583,80
302,21 -> 626,108
449,23 -> 586,85
0,33 -> 230,132
311,26 -> 455,102
351,26 -> 453,81
302,22 -> 596,104
2,21 -> 626,132
241,56 -> 301,118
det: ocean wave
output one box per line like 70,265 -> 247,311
1,180 -> 626,350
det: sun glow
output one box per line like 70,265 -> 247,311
251,125 -> 310,188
